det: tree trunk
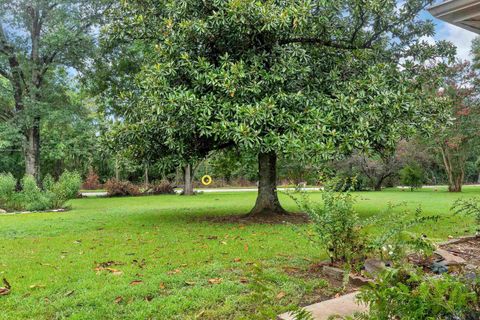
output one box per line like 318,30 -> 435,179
249,152 -> 287,216
144,165 -> 149,185
440,146 -> 464,193
24,118 -> 40,181
115,158 -> 120,180
183,164 -> 194,195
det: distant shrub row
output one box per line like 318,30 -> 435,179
104,179 -> 175,197
0,171 -> 82,212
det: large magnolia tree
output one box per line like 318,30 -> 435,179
103,0 -> 453,215
0,0 -> 110,180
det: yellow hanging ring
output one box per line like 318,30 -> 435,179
201,175 -> 213,186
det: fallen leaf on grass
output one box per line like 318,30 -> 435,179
144,295 -> 153,302
96,261 -> 124,268
132,259 -> 146,268
64,290 -> 75,297
208,278 -> 222,285
276,291 -> 286,300
95,267 -> 123,276
282,266 -> 301,274
0,284 -> 10,296
29,284 -> 46,289
239,277 -> 249,284
114,296 -> 123,304
233,258 -> 241,263
159,282 -> 166,289
130,280 -> 143,286
185,281 -> 196,286
167,269 -> 181,275
244,244 -> 249,252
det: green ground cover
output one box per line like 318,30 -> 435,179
0,187 -> 478,319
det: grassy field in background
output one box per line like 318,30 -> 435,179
0,187 -> 479,319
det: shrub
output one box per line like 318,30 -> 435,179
146,180 -> 175,195
366,205 -> 437,263
292,178 -> 437,266
0,172 -> 81,212
19,175 -> 51,211
45,171 -> 82,209
357,267 -> 480,320
0,173 -> 17,210
104,179 -> 140,197
83,169 -> 101,190
292,179 -> 364,264
399,163 -> 424,191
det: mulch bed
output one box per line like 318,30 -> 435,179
440,236 -> 480,268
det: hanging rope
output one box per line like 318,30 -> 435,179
201,159 -> 213,186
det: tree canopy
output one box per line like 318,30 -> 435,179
99,0 -> 454,215
0,0 -> 111,179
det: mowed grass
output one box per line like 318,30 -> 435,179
0,187 -> 479,319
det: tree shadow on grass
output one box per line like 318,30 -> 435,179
193,212 -> 310,225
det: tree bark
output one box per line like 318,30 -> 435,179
115,158 -> 120,180
24,118 -> 40,181
183,164 -> 194,195
249,152 -> 287,216
144,164 -> 149,185
440,146 -> 464,193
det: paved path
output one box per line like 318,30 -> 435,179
81,187 -> 323,197
277,292 -> 367,320
81,184 -> 480,197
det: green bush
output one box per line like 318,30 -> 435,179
0,173 -> 17,210
366,205 -> 437,263
292,179 -> 364,264
357,268 -> 480,320
19,175 -> 51,211
45,171 -> 82,209
292,178 -> 437,267
0,171 -> 81,212
399,163 -> 424,191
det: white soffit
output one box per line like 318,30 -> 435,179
428,0 -> 480,34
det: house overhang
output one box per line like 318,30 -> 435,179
428,0 -> 480,34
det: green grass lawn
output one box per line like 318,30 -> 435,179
0,187 -> 479,319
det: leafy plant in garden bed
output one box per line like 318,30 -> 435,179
291,179 -> 437,272
0,171 -> 81,212
356,267 -> 480,320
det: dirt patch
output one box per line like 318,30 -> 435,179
440,236 -> 480,268
197,212 -> 310,225
280,262 -> 360,307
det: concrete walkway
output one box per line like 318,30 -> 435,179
277,292 -> 367,320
